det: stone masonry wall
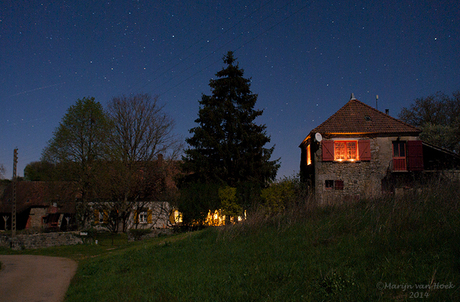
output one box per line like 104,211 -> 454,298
314,136 -> 419,204
0,232 -> 83,251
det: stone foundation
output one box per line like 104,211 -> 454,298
0,232 -> 83,251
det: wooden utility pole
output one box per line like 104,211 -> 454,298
12,148 -> 18,237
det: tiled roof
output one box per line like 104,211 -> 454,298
310,99 -> 420,135
0,181 -> 77,213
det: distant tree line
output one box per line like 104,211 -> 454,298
22,51 -> 282,230
399,90 -> 460,154
25,94 -> 182,231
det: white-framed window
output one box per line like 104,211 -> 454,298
139,211 -> 148,223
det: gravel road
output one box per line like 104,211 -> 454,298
0,255 -> 77,302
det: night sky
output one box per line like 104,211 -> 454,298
1,0 -> 459,179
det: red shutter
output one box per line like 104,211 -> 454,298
322,140 -> 334,161
358,140 -> 371,161
407,140 -> 423,171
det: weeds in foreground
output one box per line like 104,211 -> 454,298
6,182 -> 460,301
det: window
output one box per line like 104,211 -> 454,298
393,141 -> 405,157
335,180 -> 344,190
322,140 -> 371,162
139,211 -> 148,223
95,210 -> 108,224
325,180 -> 344,190
392,141 -> 406,171
334,141 -> 357,161
392,140 -> 424,171
307,145 -> 311,165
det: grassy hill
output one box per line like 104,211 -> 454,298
2,182 -> 459,301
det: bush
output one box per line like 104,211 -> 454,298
128,229 -> 152,241
260,175 -> 306,214
219,186 -> 242,219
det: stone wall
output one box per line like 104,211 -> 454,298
313,136 -> 418,204
0,232 -> 83,251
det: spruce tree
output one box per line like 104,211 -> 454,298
183,52 -> 279,188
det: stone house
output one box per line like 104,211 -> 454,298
91,201 -> 177,231
0,181 -> 77,231
90,157 -> 183,232
299,95 -> 460,204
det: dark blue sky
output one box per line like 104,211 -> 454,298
1,0 -> 459,179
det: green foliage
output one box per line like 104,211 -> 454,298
420,122 -> 459,151
41,97 -> 109,201
23,161 -> 56,181
219,185 -> 242,219
42,97 -> 109,166
315,271 -> 358,298
177,182 -> 221,225
261,178 -> 296,214
399,90 -> 460,153
4,182 -> 459,301
40,97 -> 110,228
128,229 -> 152,241
182,51 -> 279,189
61,182 -> 459,301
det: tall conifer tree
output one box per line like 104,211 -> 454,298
183,52 -> 279,188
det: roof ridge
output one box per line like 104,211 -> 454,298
309,98 -> 421,135
349,99 -> 420,132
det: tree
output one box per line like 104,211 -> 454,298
181,51 -> 279,216
24,161 -> 56,181
42,97 -> 110,227
102,94 -> 182,232
399,91 -> 460,153
0,163 -> 4,178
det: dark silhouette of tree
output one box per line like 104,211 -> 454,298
24,161 -> 56,181
42,97 -> 110,227
399,91 -> 460,153
181,52 -> 279,221
102,94 -> 182,232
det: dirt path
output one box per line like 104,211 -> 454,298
0,255 -> 77,302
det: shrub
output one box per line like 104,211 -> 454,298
128,229 -> 152,241
219,185 -> 242,220
260,176 -> 301,214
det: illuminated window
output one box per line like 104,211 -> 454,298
334,141 -> 357,161
307,145 -> 311,165
173,210 -> 183,223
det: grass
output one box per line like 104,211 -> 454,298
1,182 -> 460,301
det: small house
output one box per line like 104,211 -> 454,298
0,181 -> 77,231
299,95 -> 460,204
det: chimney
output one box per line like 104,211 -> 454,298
350,93 -> 357,101
385,109 -> 389,115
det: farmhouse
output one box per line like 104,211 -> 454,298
0,181 -> 77,231
299,95 -> 460,204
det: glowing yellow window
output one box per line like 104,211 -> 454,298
334,141 -> 357,161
